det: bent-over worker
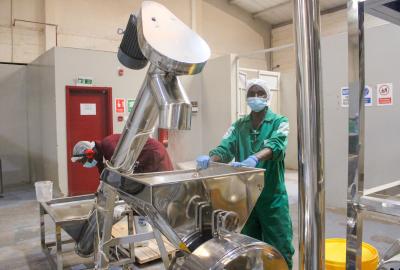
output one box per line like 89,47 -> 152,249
71,134 -> 173,173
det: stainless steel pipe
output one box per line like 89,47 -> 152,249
110,65 -> 192,174
149,73 -> 191,130
293,0 -> 325,269
110,66 -> 159,173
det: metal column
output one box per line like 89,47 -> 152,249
0,158 -> 3,197
345,0 -> 365,269
293,0 -> 325,269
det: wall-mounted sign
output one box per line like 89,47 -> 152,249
340,87 -> 349,107
127,99 -> 135,112
115,98 -> 125,113
80,103 -> 96,115
340,86 -> 373,107
191,101 -> 199,113
76,76 -> 93,86
377,83 -> 393,106
364,85 -> 373,107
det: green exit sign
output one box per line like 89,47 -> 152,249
127,99 -> 135,112
76,76 -> 93,86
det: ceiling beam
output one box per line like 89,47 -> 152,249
321,3 -> 347,15
271,3 -> 347,29
228,0 -> 242,5
252,1 -> 291,18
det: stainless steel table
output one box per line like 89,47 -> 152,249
40,194 -> 137,269
39,194 -> 95,270
361,180 -> 400,217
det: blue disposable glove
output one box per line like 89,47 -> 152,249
196,155 -> 210,170
231,155 -> 259,168
231,161 -> 242,167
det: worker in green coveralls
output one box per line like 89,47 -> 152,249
196,78 -> 294,269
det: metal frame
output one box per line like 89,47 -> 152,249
345,0 -> 365,269
40,195 -> 95,270
96,182 -> 171,269
98,162 -> 265,269
40,194 -> 138,270
365,0 -> 400,26
361,181 -> 400,217
13,19 -> 58,46
345,0 -> 400,268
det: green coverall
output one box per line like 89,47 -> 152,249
209,109 -> 294,269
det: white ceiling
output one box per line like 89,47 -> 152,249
228,0 -> 347,26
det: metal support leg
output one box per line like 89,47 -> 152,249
55,224 -> 63,270
0,159 -> 4,197
96,184 -> 118,269
40,204 -> 46,250
127,211 -> 135,262
346,0 -> 365,269
153,228 -> 170,269
93,226 -> 100,263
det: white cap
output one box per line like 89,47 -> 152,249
246,78 -> 271,105
71,141 -> 95,162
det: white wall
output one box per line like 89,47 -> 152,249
272,11 -> 389,72
0,63 -> 29,186
168,74 -> 203,163
201,2 -> 266,58
271,10 -> 389,169
0,0 -> 270,64
0,0 -> 45,63
201,54 -> 237,154
27,49 -> 57,187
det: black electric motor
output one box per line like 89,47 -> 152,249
118,14 -> 148,70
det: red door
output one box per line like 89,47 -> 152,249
66,86 -> 113,196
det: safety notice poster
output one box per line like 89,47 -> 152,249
340,86 -> 373,107
364,86 -> 373,106
377,83 -> 393,106
80,103 -> 96,115
115,98 -> 125,113
340,87 -> 349,107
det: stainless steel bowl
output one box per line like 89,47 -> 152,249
171,233 -> 288,270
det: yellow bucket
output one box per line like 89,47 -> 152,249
325,238 -> 379,270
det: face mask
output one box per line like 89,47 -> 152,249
83,159 -> 98,168
247,97 -> 268,112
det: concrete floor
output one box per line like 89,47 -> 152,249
0,171 -> 399,269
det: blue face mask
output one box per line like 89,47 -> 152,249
247,97 -> 268,112
83,159 -> 98,168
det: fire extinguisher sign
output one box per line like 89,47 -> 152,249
115,98 -> 125,113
